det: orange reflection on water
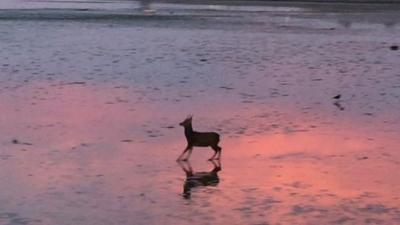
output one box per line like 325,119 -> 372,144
226,128 -> 399,191
194,127 -> 400,224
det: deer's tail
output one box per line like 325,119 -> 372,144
216,133 -> 220,143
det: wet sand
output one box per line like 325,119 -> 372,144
1,2 -> 400,225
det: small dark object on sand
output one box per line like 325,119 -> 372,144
12,139 -> 32,146
390,45 -> 399,50
177,115 -> 222,161
66,81 -> 86,85
333,94 -> 341,100
334,101 -> 345,111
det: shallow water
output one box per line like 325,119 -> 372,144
1,2 -> 400,225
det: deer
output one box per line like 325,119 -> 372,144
176,115 -> 222,161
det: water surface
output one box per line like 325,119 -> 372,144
1,2 -> 400,225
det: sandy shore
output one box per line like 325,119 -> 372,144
1,2 -> 400,225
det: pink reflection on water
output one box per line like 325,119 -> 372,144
1,81 -> 399,225
218,128 -> 400,224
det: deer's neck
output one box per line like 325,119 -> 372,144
184,124 -> 194,138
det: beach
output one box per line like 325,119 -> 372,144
0,1 -> 400,224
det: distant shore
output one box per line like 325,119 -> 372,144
20,0 -> 400,4
155,0 -> 400,12
157,0 -> 400,5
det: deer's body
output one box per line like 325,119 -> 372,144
177,116 -> 222,161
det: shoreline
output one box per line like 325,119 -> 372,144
33,0 -> 400,4
2,1 -> 400,12
156,0 -> 400,10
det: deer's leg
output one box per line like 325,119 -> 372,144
216,149 -> 222,160
177,146 -> 190,161
209,146 -> 219,160
213,145 -> 222,160
208,151 -> 217,161
177,160 -> 189,175
183,147 -> 193,161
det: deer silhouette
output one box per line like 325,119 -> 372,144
177,115 -> 222,161
178,159 -> 221,199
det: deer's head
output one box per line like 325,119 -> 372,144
179,115 -> 193,127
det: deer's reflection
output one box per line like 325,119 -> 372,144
178,160 -> 222,199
